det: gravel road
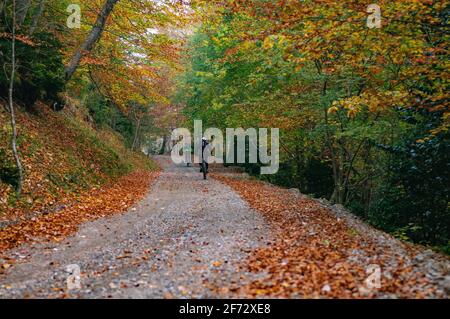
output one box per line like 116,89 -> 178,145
0,156 -> 270,298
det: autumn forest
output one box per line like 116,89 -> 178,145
0,0 -> 449,300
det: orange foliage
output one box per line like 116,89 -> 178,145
214,173 -> 444,298
0,170 -> 159,253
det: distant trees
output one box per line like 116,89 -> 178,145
177,0 -> 449,250
0,0 -> 193,194
1,0 -> 192,111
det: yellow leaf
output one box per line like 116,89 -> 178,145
263,37 -> 274,50
2,263 -> 11,270
328,106 -> 339,114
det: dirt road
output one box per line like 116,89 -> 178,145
0,156 -> 270,298
0,156 -> 448,299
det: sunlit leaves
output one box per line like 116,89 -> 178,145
62,0 -> 195,110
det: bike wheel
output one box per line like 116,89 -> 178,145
202,161 -> 207,180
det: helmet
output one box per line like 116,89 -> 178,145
202,137 -> 207,141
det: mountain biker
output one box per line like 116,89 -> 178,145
200,137 -> 209,173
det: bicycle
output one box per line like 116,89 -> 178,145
201,159 -> 208,180
200,137 -> 210,180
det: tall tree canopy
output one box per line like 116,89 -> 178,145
176,0 -> 449,248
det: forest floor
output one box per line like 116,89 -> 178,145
0,156 -> 448,299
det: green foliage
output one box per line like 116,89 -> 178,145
366,111 -> 450,247
83,88 -> 135,147
0,31 -> 65,109
64,116 -> 131,179
176,7 -> 449,251
0,149 -> 20,189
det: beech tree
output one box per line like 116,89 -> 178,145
64,0 -> 120,81
7,0 -> 24,194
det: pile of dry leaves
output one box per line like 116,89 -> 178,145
0,170 -> 160,253
213,174 -> 448,299
0,102 -> 155,223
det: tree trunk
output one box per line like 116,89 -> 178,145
65,0 -> 120,81
28,0 -> 45,35
321,80 -> 341,204
294,145 -> 303,191
164,132 -> 173,153
160,135 -> 167,155
132,118 -> 141,151
16,0 -> 31,27
0,1 -> 5,17
8,0 -> 24,194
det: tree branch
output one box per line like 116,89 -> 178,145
64,0 -> 120,81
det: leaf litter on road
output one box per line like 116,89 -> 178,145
0,170 -> 160,255
213,173 -> 449,298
